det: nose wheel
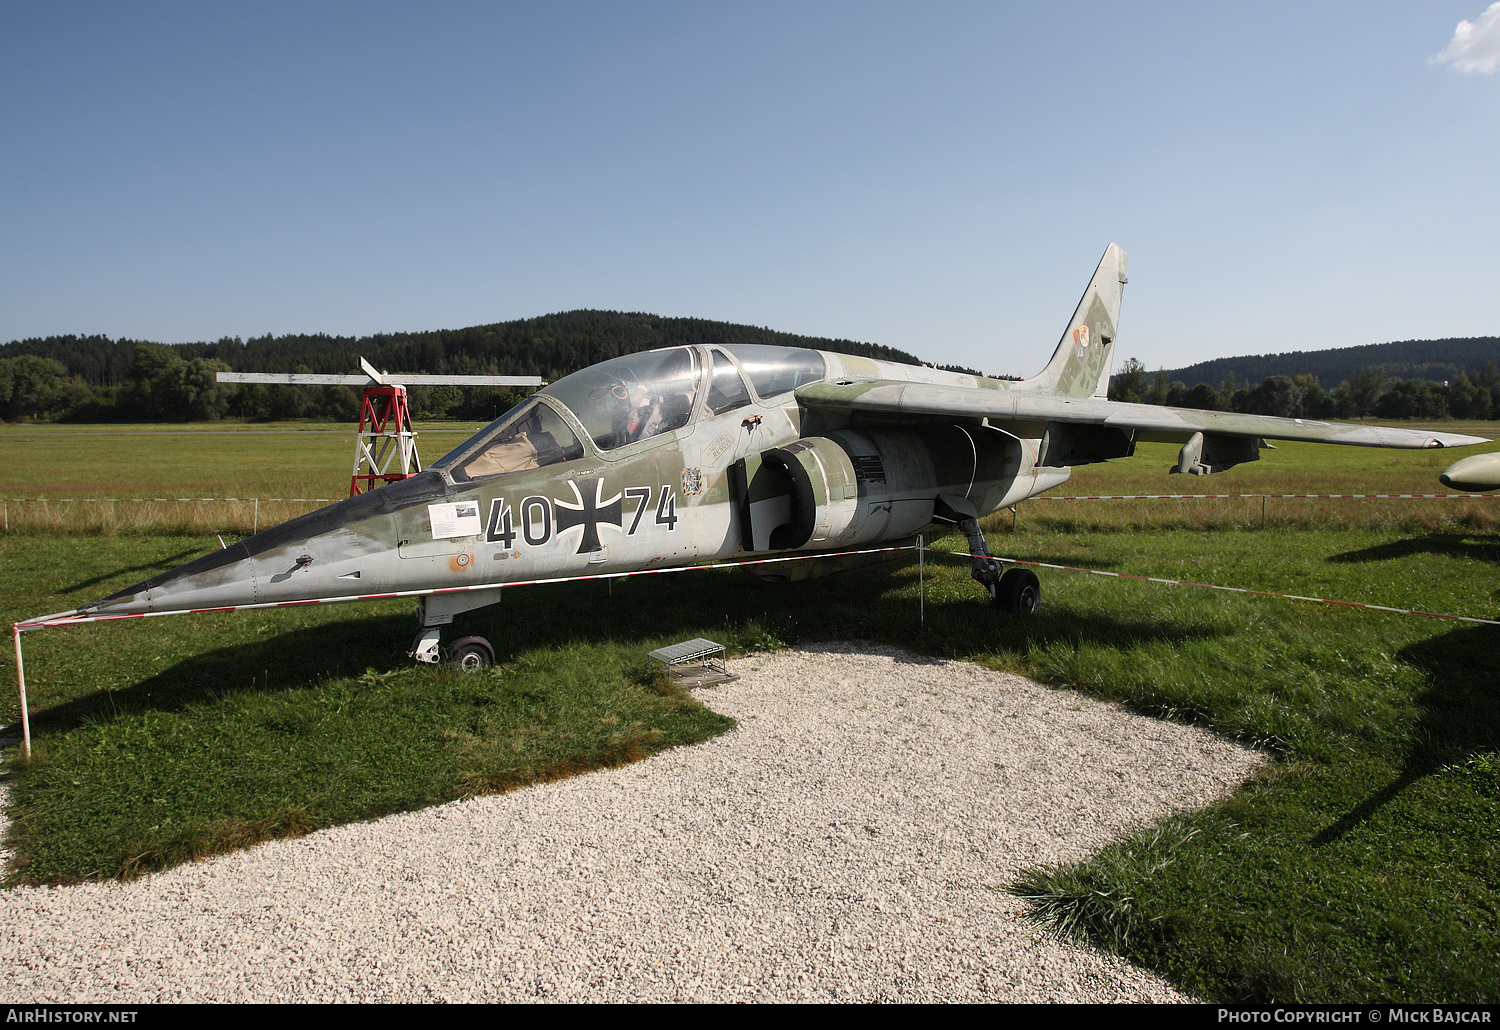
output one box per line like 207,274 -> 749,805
448,635 -> 496,671
408,629 -> 496,670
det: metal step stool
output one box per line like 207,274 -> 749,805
647,637 -> 735,687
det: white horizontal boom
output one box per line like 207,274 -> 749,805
217,372 -> 544,387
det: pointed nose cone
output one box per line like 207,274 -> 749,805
1440,452 -> 1500,492
77,472 -> 449,618
85,535 -> 267,617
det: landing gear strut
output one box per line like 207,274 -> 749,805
407,627 -> 496,670
408,594 -> 501,670
409,626 -> 443,664
933,495 -> 1041,614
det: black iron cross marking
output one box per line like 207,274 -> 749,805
553,477 -> 623,554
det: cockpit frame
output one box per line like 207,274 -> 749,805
431,344 -> 828,484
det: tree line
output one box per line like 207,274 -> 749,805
5,311 -> 1496,424
1108,358 -> 1500,421
1160,337 -> 1500,393
0,310 -> 925,424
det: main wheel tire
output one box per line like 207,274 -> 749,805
994,568 -> 1041,613
449,635 -> 495,671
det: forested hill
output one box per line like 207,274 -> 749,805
1163,337 -> 1500,390
1,310 -> 924,388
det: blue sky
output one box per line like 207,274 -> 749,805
3,2 -> 1497,377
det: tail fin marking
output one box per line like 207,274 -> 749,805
1018,243 -> 1128,399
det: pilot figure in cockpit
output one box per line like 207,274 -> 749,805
613,383 -> 693,447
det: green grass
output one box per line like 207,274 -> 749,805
2,423 -> 1499,1000
11,640 -> 733,882
0,420 -> 491,534
977,529 -> 1500,1003
2,422 -> 1495,535
0,419 -> 485,501
1,535 -> 744,882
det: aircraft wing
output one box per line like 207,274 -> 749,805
797,380 -> 1490,449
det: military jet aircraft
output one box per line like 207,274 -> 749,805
40,244 -> 1489,668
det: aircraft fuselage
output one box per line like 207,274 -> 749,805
80,348 -> 1061,623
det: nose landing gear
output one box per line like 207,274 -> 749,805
407,627 -> 497,670
448,636 -> 496,671
407,590 -> 503,670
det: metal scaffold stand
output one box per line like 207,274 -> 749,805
350,381 -> 420,495
217,356 -> 545,497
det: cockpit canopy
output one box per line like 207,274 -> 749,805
722,344 -> 825,400
450,398 -> 585,482
435,344 -> 826,483
547,347 -> 702,453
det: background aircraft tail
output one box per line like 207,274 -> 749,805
1016,243 -> 1128,399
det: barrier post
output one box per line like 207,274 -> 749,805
918,533 -> 924,624
13,624 -> 30,761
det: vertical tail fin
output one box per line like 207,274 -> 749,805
1017,243 -> 1128,398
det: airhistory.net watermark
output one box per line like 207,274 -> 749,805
5,1011 -> 138,1024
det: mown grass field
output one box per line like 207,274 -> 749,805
2,419 -> 1498,1002
0,420 -> 486,534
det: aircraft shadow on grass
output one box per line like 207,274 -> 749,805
1325,532 -> 1500,568
57,548 -> 203,596
1314,622 -> 1500,846
26,560 -> 1218,737
24,612 -> 418,734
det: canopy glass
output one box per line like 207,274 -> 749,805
433,345 -> 828,479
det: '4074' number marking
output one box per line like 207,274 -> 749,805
485,484 -> 676,548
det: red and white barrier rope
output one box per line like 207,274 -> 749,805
13,544 -> 916,633
8,544 -> 917,758
4,492 -> 1495,503
928,547 -> 1500,627
1036,492 -> 1495,500
1,497 -> 337,503
13,539 -> 1498,761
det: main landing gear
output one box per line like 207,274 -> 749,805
933,495 -> 1041,614
994,567 -> 1040,614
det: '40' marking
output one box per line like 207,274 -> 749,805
487,483 -> 677,552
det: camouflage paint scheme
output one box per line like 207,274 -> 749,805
61,244 -> 1489,654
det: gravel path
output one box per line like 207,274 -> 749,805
1,642 -> 1261,1003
